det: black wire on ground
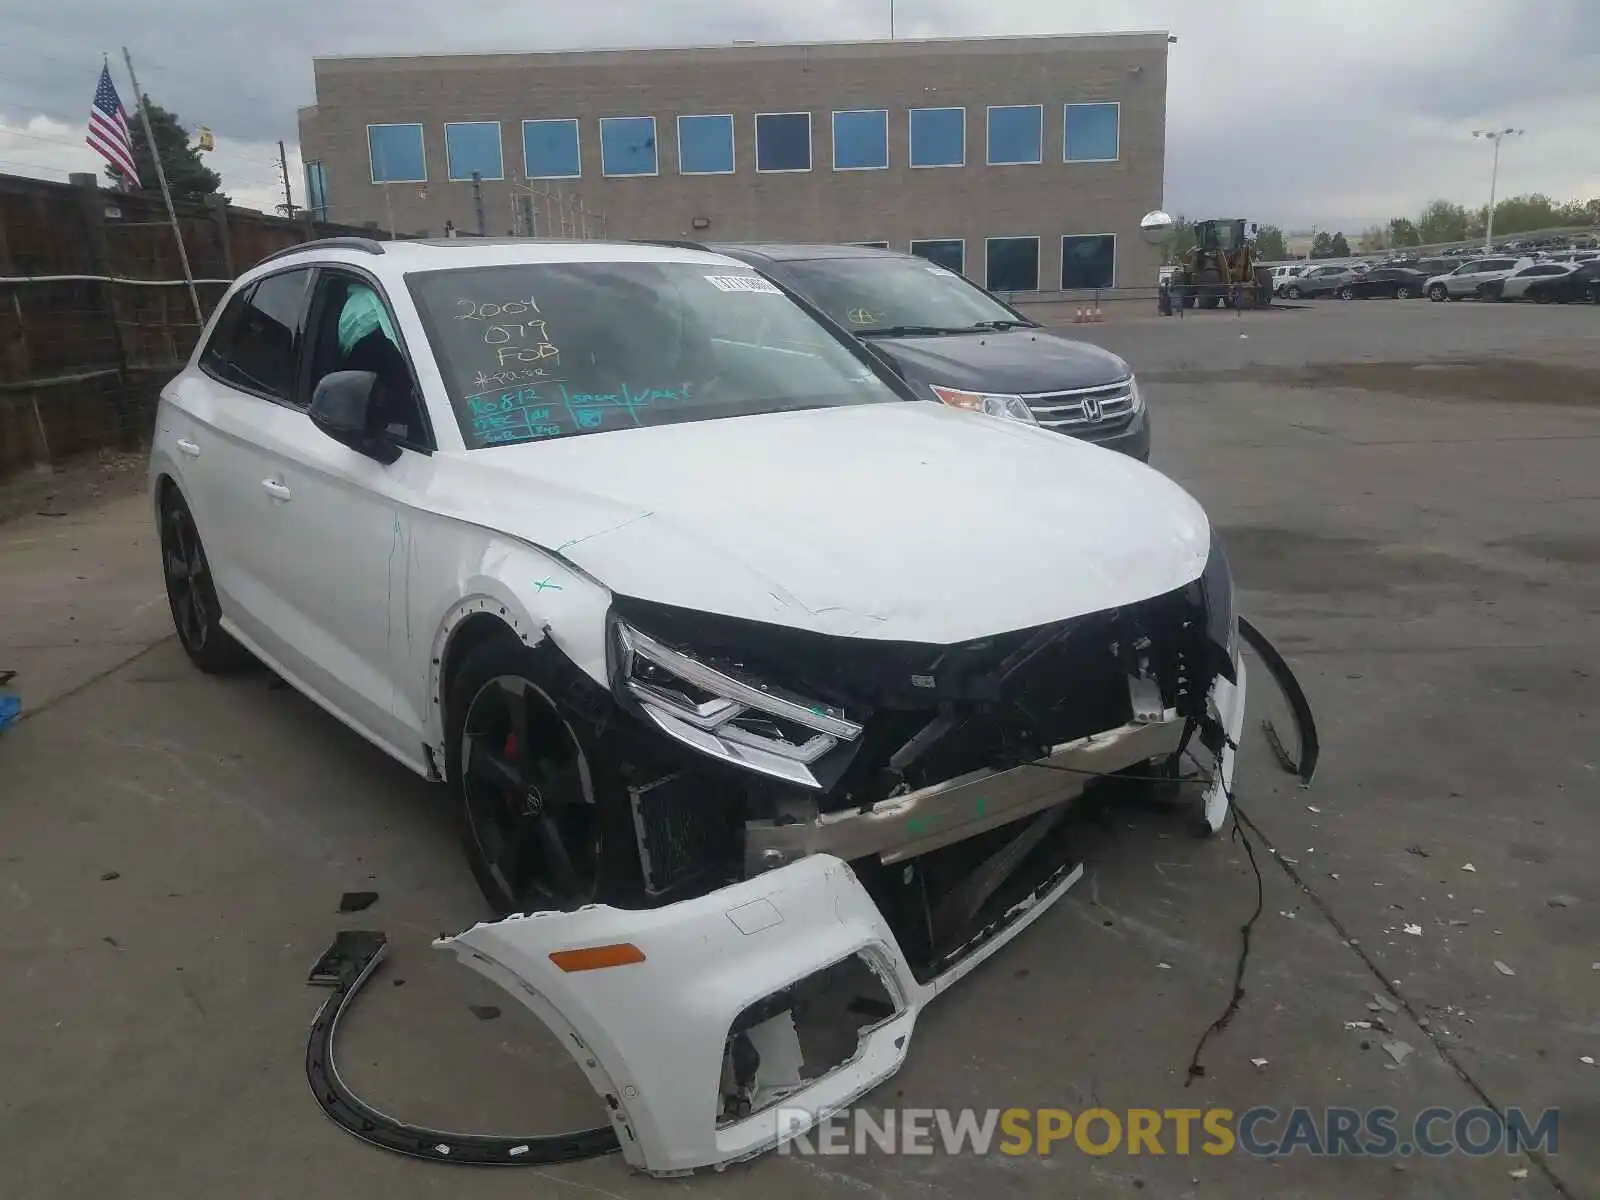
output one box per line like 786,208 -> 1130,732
1182,802 -> 1265,1086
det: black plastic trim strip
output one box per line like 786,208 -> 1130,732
304,930 -> 620,1166
1237,616 -> 1320,785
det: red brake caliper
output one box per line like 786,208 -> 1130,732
502,733 -> 521,813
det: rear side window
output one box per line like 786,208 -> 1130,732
199,269 -> 312,402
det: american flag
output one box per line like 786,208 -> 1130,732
87,63 -> 140,185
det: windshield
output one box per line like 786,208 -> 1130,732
775,255 -> 1030,335
406,260 -> 903,449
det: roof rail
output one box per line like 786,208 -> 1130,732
253,236 -> 388,268
634,238 -> 710,252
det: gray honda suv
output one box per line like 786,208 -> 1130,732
704,243 -> 1150,460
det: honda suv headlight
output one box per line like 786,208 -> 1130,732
611,620 -> 862,787
928,385 -> 1038,425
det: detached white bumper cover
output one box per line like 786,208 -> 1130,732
437,666 -> 1247,1177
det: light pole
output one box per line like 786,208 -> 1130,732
1473,127 -> 1523,251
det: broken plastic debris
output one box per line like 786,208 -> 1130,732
1157,962 -> 1172,970
1279,910 -> 1297,919
1461,863 -> 1476,872
1382,1040 -> 1414,1066
1493,960 -> 1516,977
1402,924 -> 1423,936
1580,1056 -> 1595,1066
1345,1020 -> 1373,1030
1250,1058 -> 1269,1069
1510,1167 -> 1529,1180
339,891 -> 379,913
1306,805 -> 1321,813
1371,993 -> 1399,1014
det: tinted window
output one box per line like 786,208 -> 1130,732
1524,265 -> 1566,276
909,239 -> 965,275
782,253 -> 1017,332
987,105 -> 1043,165
202,269 -> 311,401
406,261 -> 901,449
306,271 -> 429,447
986,237 -> 1039,292
832,110 -> 888,170
368,124 -> 425,183
1061,234 -> 1115,289
1064,103 -> 1119,162
523,119 -> 581,179
1484,259 -> 1518,271
444,122 -> 503,181
600,117 -> 657,176
678,115 -> 735,174
909,107 -> 964,167
755,113 -> 812,172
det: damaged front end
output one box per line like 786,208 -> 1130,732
425,540 -> 1262,1176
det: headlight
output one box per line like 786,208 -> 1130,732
928,384 -> 1038,425
612,620 -> 862,787
1128,375 -> 1145,411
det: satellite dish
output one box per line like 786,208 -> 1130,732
1140,210 -> 1175,244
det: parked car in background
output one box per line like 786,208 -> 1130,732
1281,264 -> 1357,299
1425,257 -> 1529,301
1518,261 -> 1600,304
1337,267 -> 1430,300
1269,264 -> 1306,294
1478,262 -> 1578,301
710,242 -> 1151,460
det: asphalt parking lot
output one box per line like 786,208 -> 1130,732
2,299 -> 1596,1199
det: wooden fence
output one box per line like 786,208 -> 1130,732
0,172 -> 388,481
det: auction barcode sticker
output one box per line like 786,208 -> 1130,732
704,274 -> 782,294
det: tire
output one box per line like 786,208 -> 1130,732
1429,284 -> 1448,302
1531,290 -> 1552,305
1285,285 -> 1301,300
159,487 -> 254,673
444,634 -> 640,916
1395,286 -> 1412,300
1338,285 -> 1355,300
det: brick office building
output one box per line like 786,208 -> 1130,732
297,31 -> 1169,293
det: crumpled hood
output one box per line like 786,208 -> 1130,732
420,402 -> 1210,643
875,329 -> 1131,395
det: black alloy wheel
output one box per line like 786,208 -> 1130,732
449,645 -> 610,915
160,490 -> 252,673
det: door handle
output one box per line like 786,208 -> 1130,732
261,479 -> 293,501
176,438 -> 201,458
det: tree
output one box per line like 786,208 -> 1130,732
1358,225 -> 1387,252
1253,223 -> 1287,261
1329,231 -> 1351,258
1156,212 -> 1193,265
1310,231 -> 1334,258
1416,199 -> 1469,245
106,96 -> 223,200
1388,217 -> 1421,247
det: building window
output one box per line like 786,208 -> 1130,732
303,160 -> 328,220
443,121 -> 503,182
1064,102 -> 1120,162
677,114 -> 735,175
522,119 -> 581,179
755,112 -> 812,172
909,238 -> 965,275
367,123 -> 425,183
986,236 -> 1040,292
599,116 -> 658,177
1062,234 -> 1116,289
909,107 -> 965,167
986,105 -> 1043,165
832,109 -> 888,170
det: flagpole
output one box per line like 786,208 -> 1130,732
121,46 -> 202,325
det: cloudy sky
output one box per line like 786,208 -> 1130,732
2,0 -> 1595,231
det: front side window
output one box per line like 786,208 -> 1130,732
781,253 -> 1024,334
987,105 -> 1043,165
908,238 -> 965,275
444,121 -> 503,181
1064,103 -> 1119,162
678,114 -> 735,175
306,272 -> 428,446
832,109 -> 888,170
523,119 -> 581,179
201,269 -> 312,402
755,112 -> 812,172
368,123 -> 426,183
986,237 -> 1040,292
909,107 -> 964,167
1061,234 -> 1115,289
406,261 -> 901,449
600,116 -> 657,177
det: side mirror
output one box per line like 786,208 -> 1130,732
309,370 -> 401,465
1139,210 -> 1175,245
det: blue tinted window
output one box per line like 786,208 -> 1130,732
600,116 -> 658,176
987,105 -> 1042,165
910,239 -> 964,275
368,123 -> 425,183
755,112 -> 812,172
986,237 -> 1039,292
832,109 -> 888,170
678,114 -> 735,174
444,122 -> 503,181
1062,234 -> 1116,289
1065,103 -> 1119,162
522,120 -> 580,179
303,160 -> 327,220
909,107 -> 965,167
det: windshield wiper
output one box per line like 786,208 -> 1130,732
970,318 -> 1038,331
854,324 -> 959,338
